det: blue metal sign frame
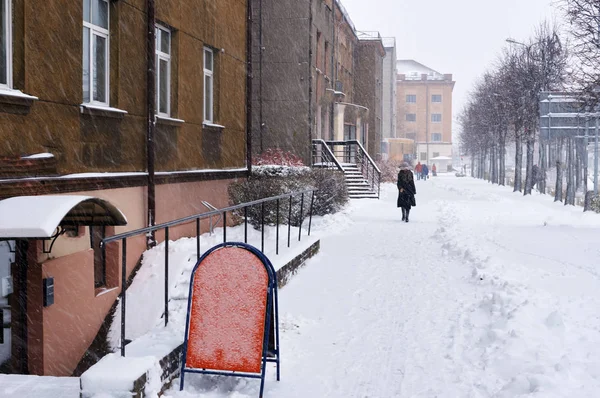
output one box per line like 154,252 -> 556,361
179,242 -> 281,397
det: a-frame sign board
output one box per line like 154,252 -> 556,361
180,243 -> 280,397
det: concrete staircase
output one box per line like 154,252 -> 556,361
344,165 -> 379,199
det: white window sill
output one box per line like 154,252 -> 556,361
80,104 -> 128,119
0,88 -> 38,115
0,88 -> 38,100
156,115 -> 185,126
203,122 -> 225,129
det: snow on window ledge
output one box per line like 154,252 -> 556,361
21,153 -> 54,160
202,122 -> 225,129
80,104 -> 128,119
156,115 -> 185,126
0,88 -> 38,115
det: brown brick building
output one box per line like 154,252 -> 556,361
0,0 -> 249,376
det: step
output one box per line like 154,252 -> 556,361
349,194 -> 379,199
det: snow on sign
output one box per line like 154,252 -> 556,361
180,243 -> 280,397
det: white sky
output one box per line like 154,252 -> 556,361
340,0 -> 558,134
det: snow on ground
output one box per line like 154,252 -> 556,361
161,175 -> 600,398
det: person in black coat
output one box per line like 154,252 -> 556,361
397,162 -> 417,222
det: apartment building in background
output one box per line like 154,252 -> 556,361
396,60 -> 455,168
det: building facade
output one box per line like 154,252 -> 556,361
354,32 -> 385,161
0,0 -> 249,376
396,60 -> 454,165
252,0 -> 385,163
381,38 -> 397,159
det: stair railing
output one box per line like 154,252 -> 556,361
348,140 -> 381,199
311,139 -> 344,172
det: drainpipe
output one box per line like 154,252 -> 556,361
308,0 -> 314,161
147,0 -> 156,247
258,0 -> 263,156
246,0 -> 253,173
330,0 -> 336,141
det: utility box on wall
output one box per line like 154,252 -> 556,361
43,277 -> 54,307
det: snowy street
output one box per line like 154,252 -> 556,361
167,175 -> 600,398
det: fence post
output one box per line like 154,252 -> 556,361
196,218 -> 200,261
276,199 -> 280,255
244,206 -> 248,244
298,193 -> 304,242
165,227 -> 169,326
120,238 -> 127,357
223,212 -> 227,242
287,196 -> 292,248
261,202 -> 265,252
308,191 -> 315,236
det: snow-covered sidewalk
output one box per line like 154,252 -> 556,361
166,175 -> 600,398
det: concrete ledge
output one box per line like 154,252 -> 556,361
80,238 -> 320,397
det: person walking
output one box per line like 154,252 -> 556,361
432,163 -> 437,177
422,164 -> 429,180
415,162 -> 423,180
397,162 -> 416,222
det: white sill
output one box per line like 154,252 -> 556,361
80,103 -> 128,114
203,122 -> 225,129
0,88 -> 38,100
156,115 -> 185,124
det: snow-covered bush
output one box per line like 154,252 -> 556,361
376,159 -> 403,183
588,192 -> 600,213
229,166 -> 347,228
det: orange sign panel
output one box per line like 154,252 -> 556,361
186,247 -> 269,374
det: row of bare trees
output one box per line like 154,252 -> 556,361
459,22 -> 569,197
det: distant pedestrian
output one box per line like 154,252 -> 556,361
432,164 -> 437,177
397,162 -> 417,223
422,164 -> 429,180
415,162 -> 423,180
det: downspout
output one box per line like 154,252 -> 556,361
330,0 -> 336,141
146,0 -> 156,247
308,0 -> 314,161
246,0 -> 253,173
258,0 -> 263,155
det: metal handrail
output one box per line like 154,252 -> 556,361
101,189 -> 316,357
318,140 -> 381,198
311,139 -> 344,172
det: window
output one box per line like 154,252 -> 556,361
156,25 -> 171,116
406,113 -> 416,122
431,113 -> 442,123
433,152 -> 440,158
204,47 -> 214,123
0,0 -> 11,88
406,132 -> 416,141
432,133 -> 442,142
83,0 -> 109,105
406,94 -> 416,103
420,152 -> 427,161
432,94 -> 442,103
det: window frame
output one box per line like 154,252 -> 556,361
83,0 -> 110,106
431,113 -> 442,123
431,133 -> 442,142
406,94 -> 416,103
203,47 -> 214,123
406,113 -> 416,122
0,0 -> 12,89
155,24 -> 171,117
432,94 -> 442,103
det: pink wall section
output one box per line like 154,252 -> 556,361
31,179 -> 236,376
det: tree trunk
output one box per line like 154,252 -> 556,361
539,141 -> 546,194
566,137 -> 574,205
555,137 -> 564,202
575,139 -> 582,191
499,133 -> 506,185
471,155 -> 475,178
524,133 -> 534,196
514,134 -> 523,192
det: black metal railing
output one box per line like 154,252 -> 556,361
311,139 -> 344,172
319,140 -> 381,198
101,189 -> 316,357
